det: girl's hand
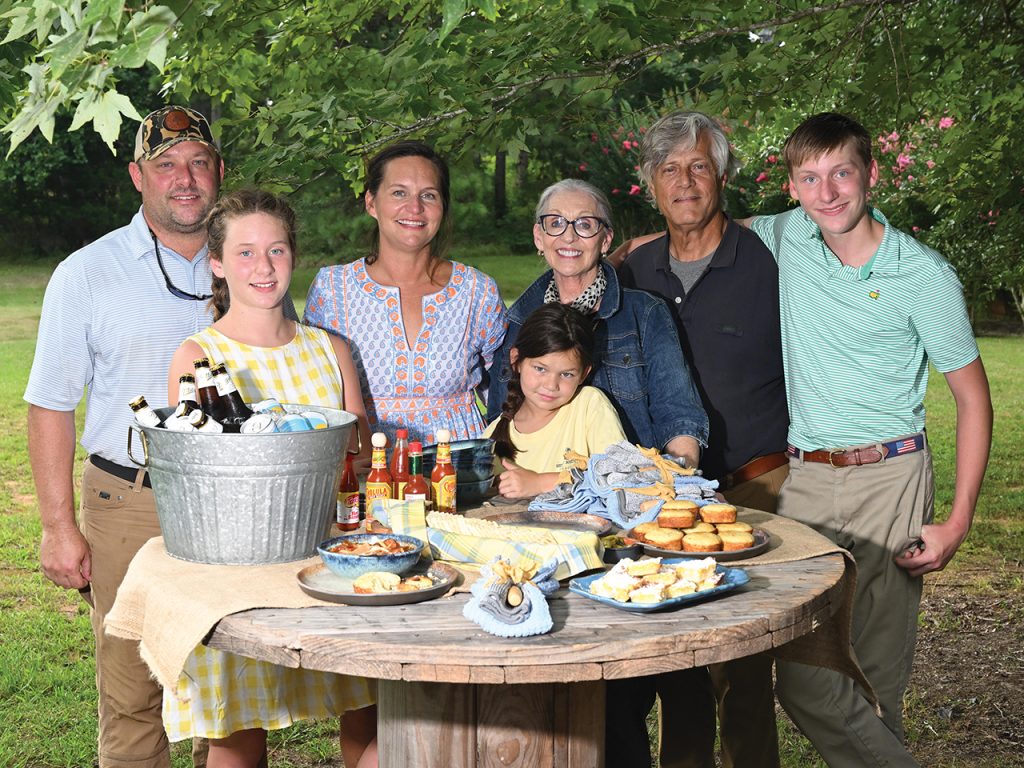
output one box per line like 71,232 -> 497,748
497,460 -> 559,499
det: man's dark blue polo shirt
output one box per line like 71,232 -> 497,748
619,218 -> 788,481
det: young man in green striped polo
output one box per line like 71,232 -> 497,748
746,112 -> 992,767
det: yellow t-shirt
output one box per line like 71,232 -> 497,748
484,386 -> 626,473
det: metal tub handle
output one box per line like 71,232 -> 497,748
127,425 -> 150,468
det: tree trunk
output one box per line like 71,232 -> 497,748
494,150 -> 507,220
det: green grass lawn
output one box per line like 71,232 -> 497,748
1,256 -> 1021,767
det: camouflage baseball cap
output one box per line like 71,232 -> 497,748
133,106 -> 218,162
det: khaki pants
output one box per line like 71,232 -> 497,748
81,459 -> 170,768
654,462 -> 790,768
775,447 -> 932,768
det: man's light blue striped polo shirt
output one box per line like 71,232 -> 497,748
750,207 -> 979,451
25,209 -> 214,467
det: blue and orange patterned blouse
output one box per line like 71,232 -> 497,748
304,258 -> 507,445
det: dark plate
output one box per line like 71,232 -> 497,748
569,564 -> 750,612
627,528 -> 771,562
296,560 -> 460,606
484,510 -> 613,536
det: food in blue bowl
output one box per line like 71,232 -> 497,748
422,438 -> 495,483
317,533 -> 425,580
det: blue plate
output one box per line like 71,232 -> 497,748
568,562 -> 750,612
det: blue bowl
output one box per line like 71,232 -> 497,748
457,475 -> 495,505
422,438 -> 495,483
317,533 -> 425,580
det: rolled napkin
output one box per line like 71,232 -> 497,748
463,556 -> 554,637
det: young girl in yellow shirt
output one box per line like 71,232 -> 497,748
485,303 -> 625,498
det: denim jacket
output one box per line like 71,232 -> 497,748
486,261 -> 708,452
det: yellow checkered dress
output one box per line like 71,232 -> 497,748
163,322 -> 374,741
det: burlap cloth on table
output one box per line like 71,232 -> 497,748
105,537 -> 472,692
732,508 -> 876,710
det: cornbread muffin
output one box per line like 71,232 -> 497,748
719,531 -> 755,551
352,571 -> 402,593
682,522 -> 716,534
633,522 -> 660,540
682,532 -> 723,552
645,526 -> 684,551
700,503 -> 738,523
714,522 -> 753,533
658,500 -> 699,529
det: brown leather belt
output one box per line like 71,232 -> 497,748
720,451 -> 789,490
787,433 -> 925,467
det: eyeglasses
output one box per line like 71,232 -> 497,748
537,215 -> 608,239
151,231 -> 212,301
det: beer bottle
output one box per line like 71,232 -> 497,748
336,451 -> 361,531
193,358 -> 227,423
404,441 -> 430,504
431,429 -> 457,514
211,362 -> 253,432
129,395 -> 162,428
183,402 -> 224,433
390,428 -> 410,499
364,432 -> 393,522
177,374 -> 199,409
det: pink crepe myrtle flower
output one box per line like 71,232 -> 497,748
896,154 -> 913,170
579,163 -> 588,172
591,133 -> 598,142
939,117 -> 955,129
622,140 -> 632,150
912,226 -> 921,233
602,147 -> 610,155
755,172 -> 769,183
611,188 -> 620,195
926,160 -> 936,169
767,155 -> 777,164
629,184 -> 641,196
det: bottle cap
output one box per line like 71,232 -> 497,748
193,357 -> 210,367
129,395 -> 147,410
371,432 -> 388,448
409,441 -> 423,452
396,428 -> 409,438
179,373 -> 195,382
435,428 -> 451,443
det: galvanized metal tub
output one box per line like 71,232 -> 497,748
128,404 -> 355,565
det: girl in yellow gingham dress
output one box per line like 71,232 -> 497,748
167,190 -> 376,768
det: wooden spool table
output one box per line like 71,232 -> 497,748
207,534 -> 848,768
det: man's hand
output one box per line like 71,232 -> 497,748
663,435 -> 700,471
40,524 -> 92,589
496,459 -> 558,499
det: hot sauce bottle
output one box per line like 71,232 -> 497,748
404,441 -> 430,504
336,451 -> 360,531
364,432 -> 393,521
390,428 -> 410,500
430,429 -> 457,514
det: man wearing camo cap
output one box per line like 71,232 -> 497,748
26,105 -> 222,768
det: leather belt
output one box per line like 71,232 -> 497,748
787,433 -> 925,468
720,452 -> 789,490
89,455 -> 151,488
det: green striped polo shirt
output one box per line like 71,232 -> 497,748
751,207 -> 979,450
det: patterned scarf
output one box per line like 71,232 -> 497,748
543,266 -> 607,315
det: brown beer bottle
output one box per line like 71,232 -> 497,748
193,358 -> 227,423
129,395 -> 163,428
211,362 -> 253,433
177,374 -> 199,409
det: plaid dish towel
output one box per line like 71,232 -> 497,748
378,499 -> 602,581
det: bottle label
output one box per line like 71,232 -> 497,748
337,491 -> 360,526
195,367 -> 215,388
432,474 -> 457,513
394,480 -> 408,500
179,381 -> 198,402
213,372 -> 238,396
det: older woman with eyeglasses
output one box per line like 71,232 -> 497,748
487,178 -> 707,468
